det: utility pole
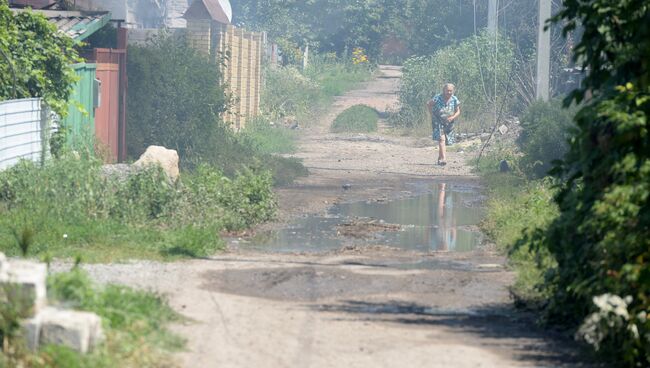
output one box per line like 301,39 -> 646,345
487,0 -> 498,35
536,0 -> 552,101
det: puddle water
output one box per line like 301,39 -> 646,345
237,183 -> 485,253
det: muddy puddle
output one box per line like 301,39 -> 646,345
234,183 -> 485,253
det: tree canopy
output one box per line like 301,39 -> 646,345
0,1 -> 79,115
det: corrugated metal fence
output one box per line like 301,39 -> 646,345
0,98 -> 50,170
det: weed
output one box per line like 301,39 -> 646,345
331,105 -> 379,133
0,154 -> 278,262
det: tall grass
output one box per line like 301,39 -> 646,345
0,154 -> 276,262
261,57 -> 374,125
479,164 -> 559,307
330,105 -> 379,133
0,267 -> 183,367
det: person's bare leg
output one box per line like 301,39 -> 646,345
438,134 -> 447,164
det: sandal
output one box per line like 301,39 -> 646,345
437,160 -> 447,166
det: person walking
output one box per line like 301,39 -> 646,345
426,83 -> 461,166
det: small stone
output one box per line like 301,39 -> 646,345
342,183 -> 352,190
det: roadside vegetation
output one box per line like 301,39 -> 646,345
260,54 -> 374,127
0,155 -> 275,262
478,2 -> 650,366
331,105 -> 379,133
1,266 -> 182,367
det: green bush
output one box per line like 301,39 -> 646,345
126,32 -> 306,185
0,4 -> 79,115
516,100 -> 577,178
126,32 -> 229,169
0,154 -> 277,261
516,1 -> 650,365
480,173 -> 558,306
330,105 -> 379,133
395,32 -> 515,132
261,65 -> 322,121
239,117 -> 297,155
261,57 -> 373,124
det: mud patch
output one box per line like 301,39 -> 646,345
335,218 -> 402,238
200,266 -> 471,302
235,182 -> 485,253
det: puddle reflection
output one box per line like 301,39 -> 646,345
240,183 -> 484,253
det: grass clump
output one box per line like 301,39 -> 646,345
480,172 -> 558,306
262,57 -> 374,126
0,267 -> 183,367
239,117 -> 297,155
330,105 -> 379,133
0,154 -> 277,262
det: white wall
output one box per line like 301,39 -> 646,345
0,98 -> 49,171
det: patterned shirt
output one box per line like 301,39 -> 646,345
431,94 -> 461,120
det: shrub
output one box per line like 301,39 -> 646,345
261,57 -> 373,124
0,4 -> 79,115
239,117 -> 297,155
516,99 -> 577,178
395,32 -> 515,132
261,65 -> 322,121
126,32 -> 229,168
517,1 -> 650,365
330,105 -> 379,133
0,154 -> 277,261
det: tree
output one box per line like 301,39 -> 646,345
0,1 -> 79,115
528,1 -> 650,365
126,33 -> 229,168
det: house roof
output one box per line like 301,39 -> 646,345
11,9 -> 112,41
183,0 -> 231,24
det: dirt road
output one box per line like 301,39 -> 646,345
79,66 -> 593,367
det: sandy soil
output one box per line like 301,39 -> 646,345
75,66 -> 596,367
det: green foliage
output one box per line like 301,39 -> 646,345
0,154 -> 278,261
514,1 -> 650,366
0,2 -> 80,115
331,105 -> 379,133
37,268 -> 183,367
239,117 -> 297,155
303,58 -> 374,97
232,0 -> 387,60
516,100 -> 577,179
126,32 -> 307,185
479,173 -> 558,307
262,65 -> 322,121
261,58 -> 373,124
395,32 -> 515,132
126,32 -> 229,168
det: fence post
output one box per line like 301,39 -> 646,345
39,100 -> 50,167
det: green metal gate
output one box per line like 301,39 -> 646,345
62,63 -> 98,150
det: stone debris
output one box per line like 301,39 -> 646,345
38,307 -> 104,354
133,145 -> 180,182
0,252 -> 104,354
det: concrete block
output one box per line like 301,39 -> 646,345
38,307 -> 104,353
0,260 -> 47,315
22,315 -> 41,351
